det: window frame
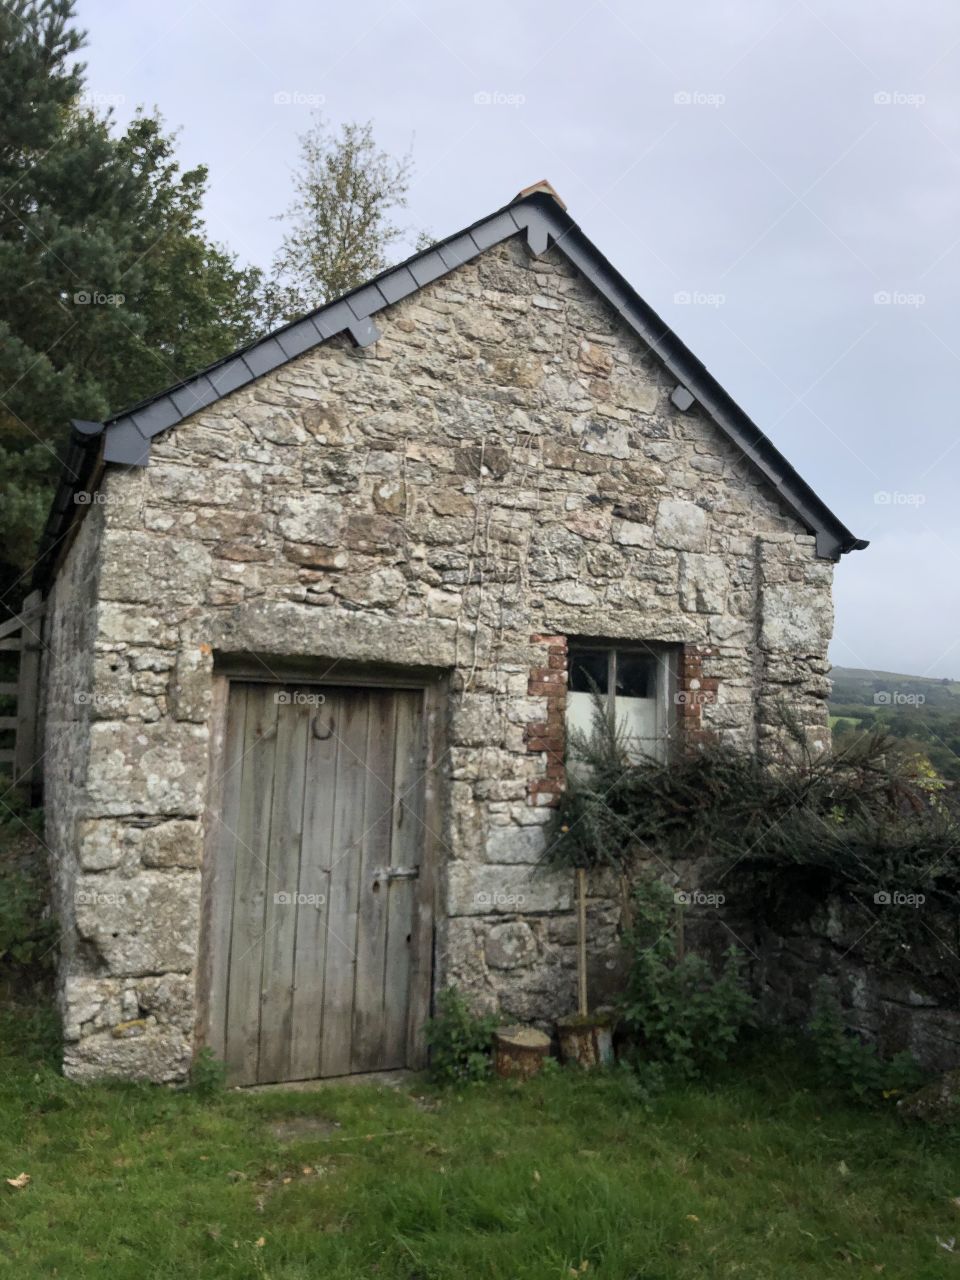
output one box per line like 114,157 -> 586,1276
566,640 -> 679,763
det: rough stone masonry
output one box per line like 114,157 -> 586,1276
42,231 -> 835,1081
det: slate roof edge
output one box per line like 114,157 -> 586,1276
33,187 -> 865,587
522,194 -> 867,561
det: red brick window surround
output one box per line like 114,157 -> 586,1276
524,639 -> 718,803
525,633 -> 568,807
677,645 -> 719,745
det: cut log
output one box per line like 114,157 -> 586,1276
556,1012 -> 615,1069
493,1025 -> 552,1080
576,867 -> 588,1017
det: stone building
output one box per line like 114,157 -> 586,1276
36,182 -> 864,1083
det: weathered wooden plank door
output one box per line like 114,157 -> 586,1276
210,681 -> 429,1086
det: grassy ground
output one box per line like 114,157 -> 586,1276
0,1008 -> 958,1279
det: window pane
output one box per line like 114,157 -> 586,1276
616,696 -> 660,762
568,649 -> 609,694
616,652 -> 656,698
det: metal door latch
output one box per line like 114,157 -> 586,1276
373,866 -> 419,882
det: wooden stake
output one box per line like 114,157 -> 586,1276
675,898 -> 685,961
577,867 -> 588,1017
619,873 -> 633,933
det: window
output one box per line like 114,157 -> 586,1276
567,643 -> 676,764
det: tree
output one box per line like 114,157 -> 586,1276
107,113 -> 264,395
0,0 -> 262,598
266,117 -> 414,324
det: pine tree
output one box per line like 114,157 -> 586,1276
0,1 -> 262,597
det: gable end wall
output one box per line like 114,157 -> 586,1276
45,234 -> 835,1080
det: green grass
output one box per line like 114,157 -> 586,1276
829,713 -> 875,731
1,1007 -> 959,1278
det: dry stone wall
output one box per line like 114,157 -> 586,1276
44,234 -> 835,1080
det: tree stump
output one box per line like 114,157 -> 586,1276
556,1012 -> 615,1069
494,1026 -> 552,1080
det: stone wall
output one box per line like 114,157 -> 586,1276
40,496 -> 103,1029
757,897 -> 960,1072
44,233 -> 836,1080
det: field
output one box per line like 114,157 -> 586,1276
829,666 -> 960,781
1,1007 -> 958,1279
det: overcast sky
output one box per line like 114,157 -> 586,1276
77,0 -> 960,678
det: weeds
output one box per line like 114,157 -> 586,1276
425,987 -> 498,1085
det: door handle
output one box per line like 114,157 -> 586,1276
372,866 -> 419,882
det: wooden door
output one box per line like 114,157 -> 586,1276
206,681 -> 429,1085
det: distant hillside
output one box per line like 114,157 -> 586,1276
830,666 -> 960,710
829,666 -> 960,781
